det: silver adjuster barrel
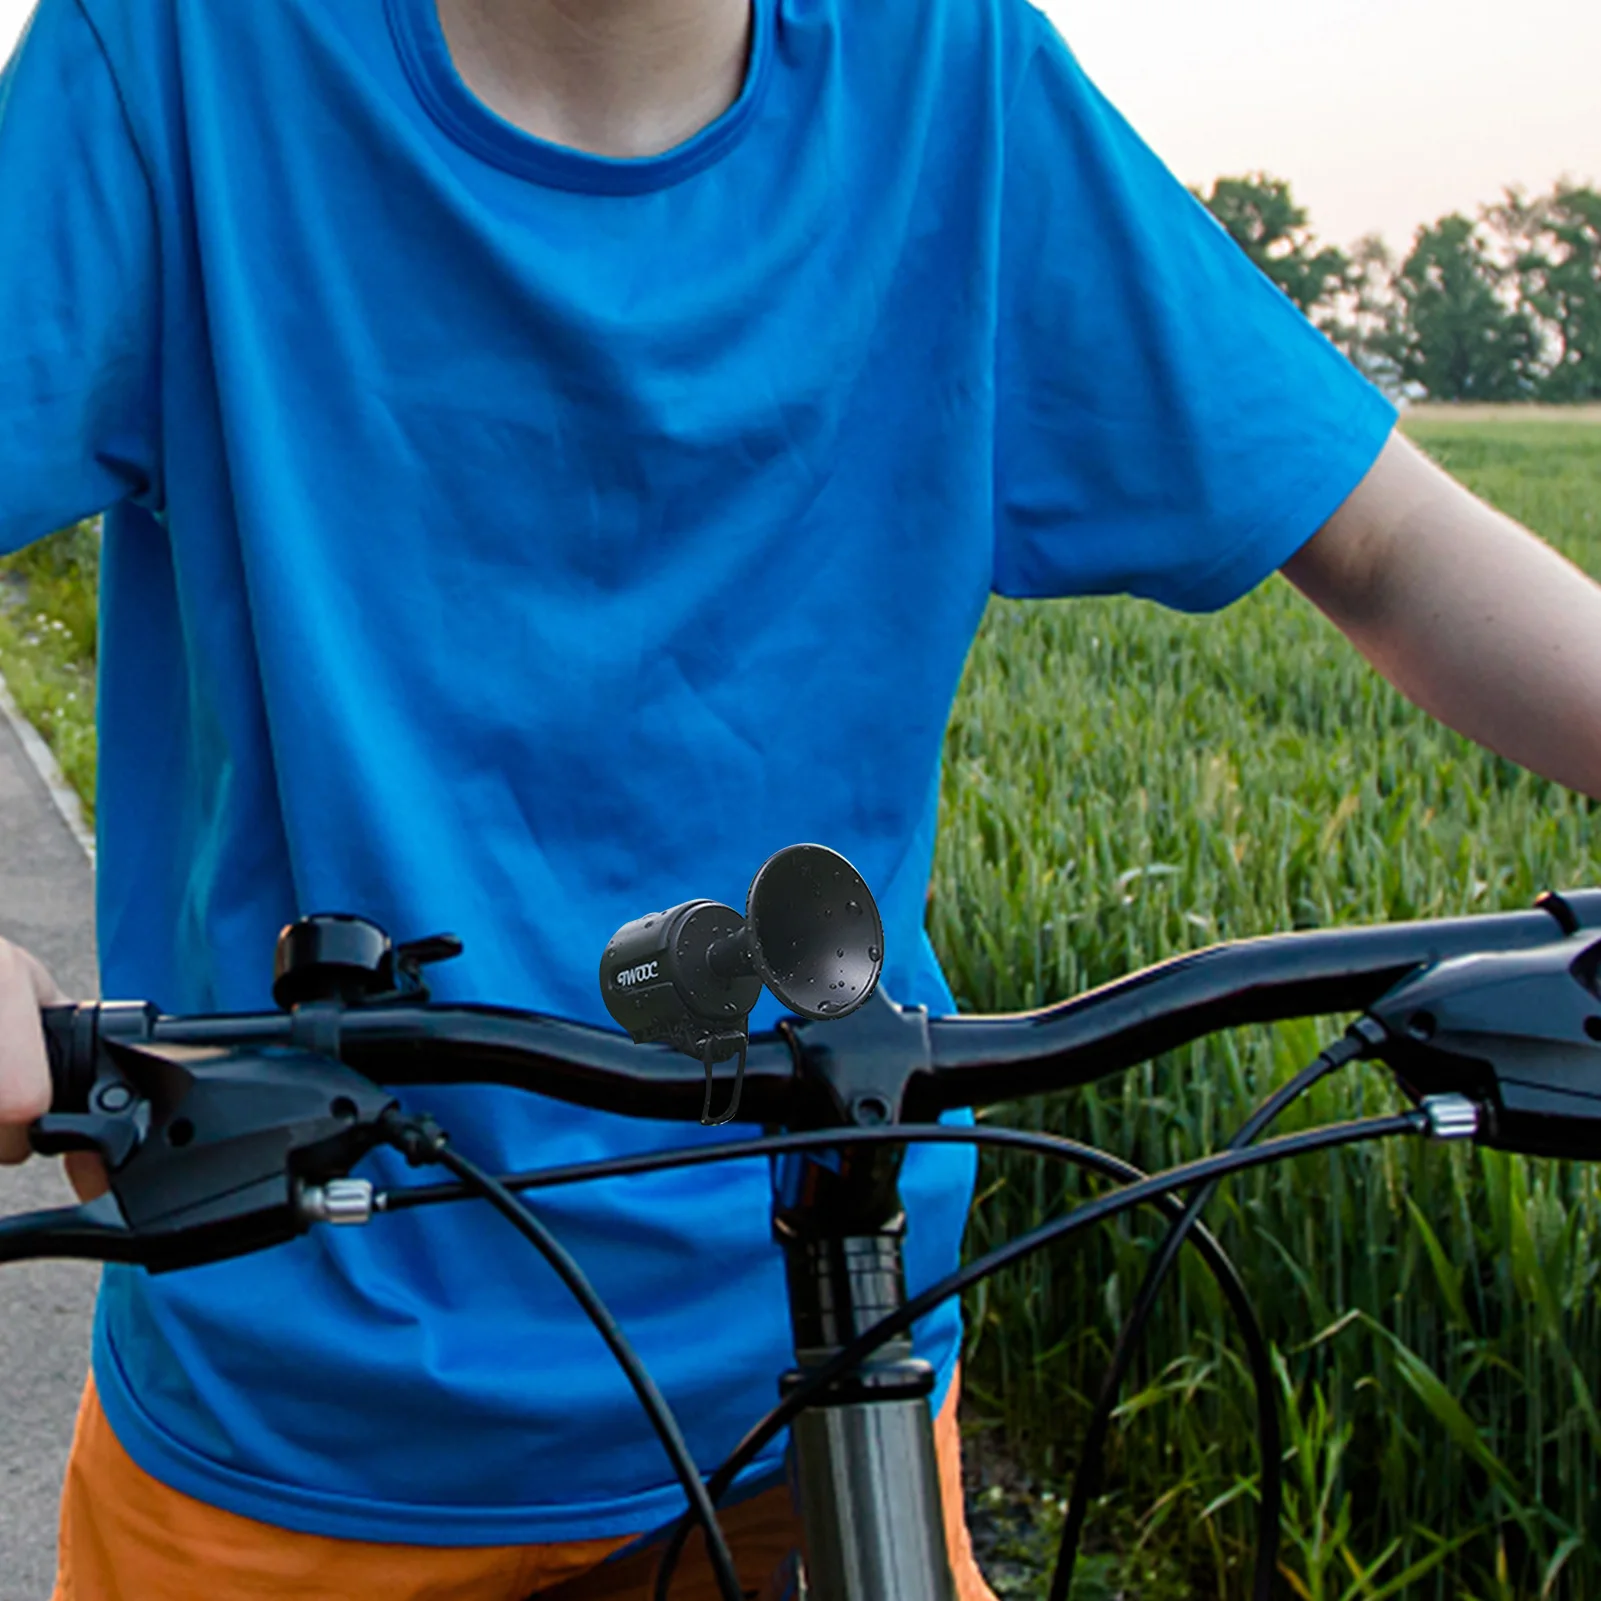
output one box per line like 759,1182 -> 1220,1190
1419,1094 -> 1479,1142
296,1178 -> 376,1225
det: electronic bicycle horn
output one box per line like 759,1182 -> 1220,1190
599,844 -> 884,1125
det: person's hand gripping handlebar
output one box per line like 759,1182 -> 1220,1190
0,937 -> 104,1200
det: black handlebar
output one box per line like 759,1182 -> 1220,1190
918,893 -> 1601,1112
49,885 -> 1601,1117
13,884 -> 1601,1274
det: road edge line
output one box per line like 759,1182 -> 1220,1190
0,670 -> 94,866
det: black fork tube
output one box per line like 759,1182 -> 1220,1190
772,1143 -> 956,1601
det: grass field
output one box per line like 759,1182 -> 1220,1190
3,410 -> 1599,1596
1406,404 -> 1601,425
939,410 -> 1601,1598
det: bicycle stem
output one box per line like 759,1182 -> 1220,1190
770,1135 -> 955,1600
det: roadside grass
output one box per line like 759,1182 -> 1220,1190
0,521 -> 98,824
3,409 -> 1599,1596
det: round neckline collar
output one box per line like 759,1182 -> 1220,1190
387,0 -> 772,195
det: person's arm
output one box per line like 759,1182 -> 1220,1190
0,0 -> 162,550
0,0 -> 159,1196
1281,430 -> 1601,801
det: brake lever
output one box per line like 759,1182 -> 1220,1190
0,1193 -> 139,1266
14,1018 -> 398,1273
1368,927 -> 1601,1160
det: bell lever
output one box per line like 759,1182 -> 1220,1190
599,845 -> 886,1125
395,933 -> 465,998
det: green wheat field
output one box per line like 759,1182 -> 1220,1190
938,415 -> 1601,1599
3,412 -> 1599,1597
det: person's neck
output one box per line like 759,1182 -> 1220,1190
434,0 -> 753,159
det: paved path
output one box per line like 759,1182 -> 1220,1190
0,701 -> 97,1601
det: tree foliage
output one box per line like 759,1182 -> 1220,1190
1391,213 -> 1543,402
1194,173 -> 1351,320
1196,172 -> 1600,404
1492,184 -> 1601,401
1322,233 -> 1404,392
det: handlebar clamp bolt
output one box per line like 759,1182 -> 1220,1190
850,1094 -> 892,1127
1419,1094 -> 1479,1142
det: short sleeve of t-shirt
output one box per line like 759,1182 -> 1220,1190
993,16 -> 1397,614
0,0 -> 161,551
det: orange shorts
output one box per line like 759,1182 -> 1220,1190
53,1369 -> 998,1600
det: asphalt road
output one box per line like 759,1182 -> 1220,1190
0,705 -> 97,1601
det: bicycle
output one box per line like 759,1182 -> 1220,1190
7,841 -> 1601,1599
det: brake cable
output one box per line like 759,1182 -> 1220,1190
370,1119 -> 1278,1601
1051,1019 -> 1383,1601
646,1109 -> 1429,1600
375,1109 -> 749,1601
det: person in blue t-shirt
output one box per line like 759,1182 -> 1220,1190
1,0 -> 1599,1595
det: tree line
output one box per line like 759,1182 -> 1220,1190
1195,175 -> 1601,403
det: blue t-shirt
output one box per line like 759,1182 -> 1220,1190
0,0 -> 1396,1546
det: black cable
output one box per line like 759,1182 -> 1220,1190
640,1127 -> 1271,1601
648,1109 -> 1425,1600
1050,1023 -> 1379,1601
373,1122 -> 1275,1600
374,1111 -> 747,1601
375,1122 -> 1269,1209
374,1114 -> 1415,1595
700,1035 -> 749,1125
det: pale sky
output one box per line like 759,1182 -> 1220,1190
2,0 -> 1595,255
1036,0 -> 1598,252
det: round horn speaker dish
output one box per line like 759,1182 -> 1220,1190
744,844 -> 883,1019
603,843 -> 886,1062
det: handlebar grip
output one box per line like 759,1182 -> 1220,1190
38,1003 -> 98,1114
